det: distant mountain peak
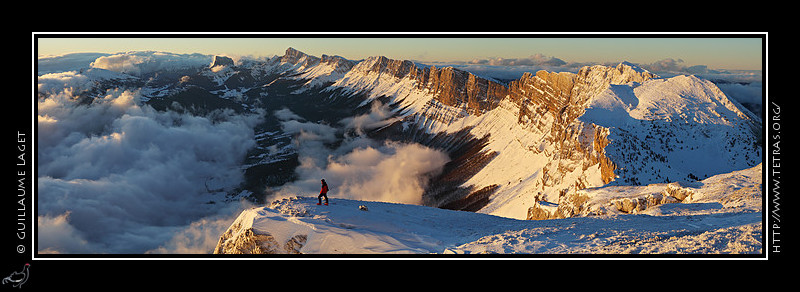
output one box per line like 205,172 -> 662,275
210,55 -> 234,67
617,61 -> 647,72
281,47 -> 318,66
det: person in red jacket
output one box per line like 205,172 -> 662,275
317,179 -> 329,205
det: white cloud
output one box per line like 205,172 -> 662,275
273,106 -> 450,205
37,52 -> 111,75
37,71 -> 94,94
716,82 -> 762,106
36,212 -> 94,254
90,51 -> 213,75
37,76 -> 262,253
274,107 -> 305,121
340,101 -> 401,136
469,53 -> 567,67
323,141 -> 450,204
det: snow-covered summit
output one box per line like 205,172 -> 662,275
619,61 -> 651,73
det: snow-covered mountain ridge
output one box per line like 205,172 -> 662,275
296,49 -> 761,219
214,163 -> 762,254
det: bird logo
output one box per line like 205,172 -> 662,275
2,263 -> 29,289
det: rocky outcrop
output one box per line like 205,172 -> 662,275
525,181 -> 698,220
214,227 -> 307,254
611,193 -> 680,214
213,206 -> 309,254
526,200 -> 560,220
210,55 -> 235,67
663,182 -> 700,201
527,191 -> 593,220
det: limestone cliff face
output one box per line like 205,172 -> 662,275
508,70 -> 576,123
354,55 -> 420,80
423,66 -> 507,115
502,64 -> 656,196
349,56 -> 507,116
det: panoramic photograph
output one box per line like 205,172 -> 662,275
33,34 -> 766,256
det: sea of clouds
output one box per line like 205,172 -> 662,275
37,89 -> 262,253
36,52 -> 450,254
37,54 -> 262,253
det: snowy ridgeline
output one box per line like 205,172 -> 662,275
214,163 -> 762,255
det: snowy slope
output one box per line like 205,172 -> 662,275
216,196 -> 514,254
581,74 -> 761,188
214,163 -> 762,254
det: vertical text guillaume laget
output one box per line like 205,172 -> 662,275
16,131 -> 28,253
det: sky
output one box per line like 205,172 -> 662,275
35,34 -> 764,71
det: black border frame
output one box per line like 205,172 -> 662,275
18,32 -> 775,288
